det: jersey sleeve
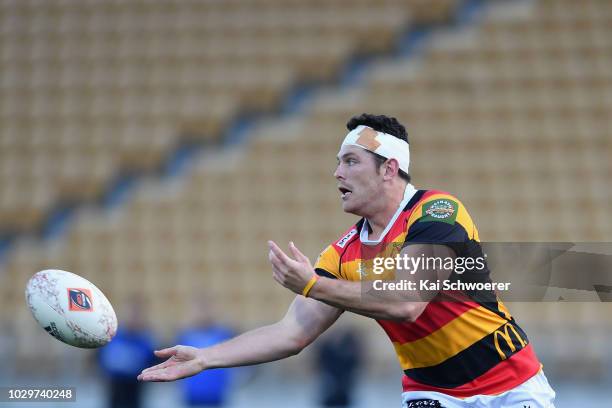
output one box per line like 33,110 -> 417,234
404,193 -> 479,253
314,245 -> 341,279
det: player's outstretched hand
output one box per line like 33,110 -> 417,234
268,240 -> 315,294
137,345 -> 205,382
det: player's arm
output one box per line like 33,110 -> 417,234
269,241 -> 453,322
137,295 -> 342,382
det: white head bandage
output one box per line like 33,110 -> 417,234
340,125 -> 410,174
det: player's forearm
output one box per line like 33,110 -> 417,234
198,322 -> 301,369
308,277 -> 423,321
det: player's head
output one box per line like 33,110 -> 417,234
346,114 -> 411,183
335,113 -> 411,216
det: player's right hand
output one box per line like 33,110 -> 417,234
137,345 -> 205,382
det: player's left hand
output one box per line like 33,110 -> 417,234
137,345 -> 205,382
268,241 -> 315,295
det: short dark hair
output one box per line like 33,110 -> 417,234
346,113 -> 411,183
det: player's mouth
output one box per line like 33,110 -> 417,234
339,187 -> 352,200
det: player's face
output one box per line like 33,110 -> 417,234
334,145 -> 383,215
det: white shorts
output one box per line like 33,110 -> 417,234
402,371 -> 556,408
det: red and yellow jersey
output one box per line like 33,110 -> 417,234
314,189 -> 541,398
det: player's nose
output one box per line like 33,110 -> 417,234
334,164 -> 344,180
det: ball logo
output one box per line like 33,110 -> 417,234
68,288 -> 94,312
44,322 -> 60,338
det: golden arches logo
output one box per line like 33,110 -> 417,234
494,323 -> 526,360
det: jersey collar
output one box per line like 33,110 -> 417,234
360,183 -> 417,245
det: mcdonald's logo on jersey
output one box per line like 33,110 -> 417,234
494,323 -> 526,360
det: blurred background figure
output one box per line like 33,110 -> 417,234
0,320 -> 16,380
98,295 -> 156,408
176,294 -> 236,406
317,326 -> 363,408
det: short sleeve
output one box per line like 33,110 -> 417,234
314,245 -> 341,279
404,194 -> 475,254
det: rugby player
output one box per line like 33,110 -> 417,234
138,114 -> 556,407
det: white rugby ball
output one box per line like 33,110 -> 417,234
25,269 -> 118,348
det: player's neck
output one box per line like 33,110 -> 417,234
364,186 -> 406,240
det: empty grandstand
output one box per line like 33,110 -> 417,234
0,0 -> 610,406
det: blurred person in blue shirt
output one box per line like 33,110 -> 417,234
98,295 -> 156,408
176,294 -> 235,406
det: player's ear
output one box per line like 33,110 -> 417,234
383,158 -> 400,180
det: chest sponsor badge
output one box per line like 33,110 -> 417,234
336,228 -> 357,248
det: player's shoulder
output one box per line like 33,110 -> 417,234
315,220 -> 364,279
406,189 -> 480,241
407,189 -> 470,226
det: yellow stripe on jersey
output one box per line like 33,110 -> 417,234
315,245 -> 341,279
338,259 -> 360,281
392,306 -> 508,370
406,193 -> 480,242
326,252 -> 399,281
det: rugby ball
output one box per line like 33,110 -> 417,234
25,269 -> 118,348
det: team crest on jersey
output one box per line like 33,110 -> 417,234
391,242 -> 403,255
68,288 -> 94,312
357,261 -> 368,279
336,228 -> 357,248
422,199 -> 458,224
